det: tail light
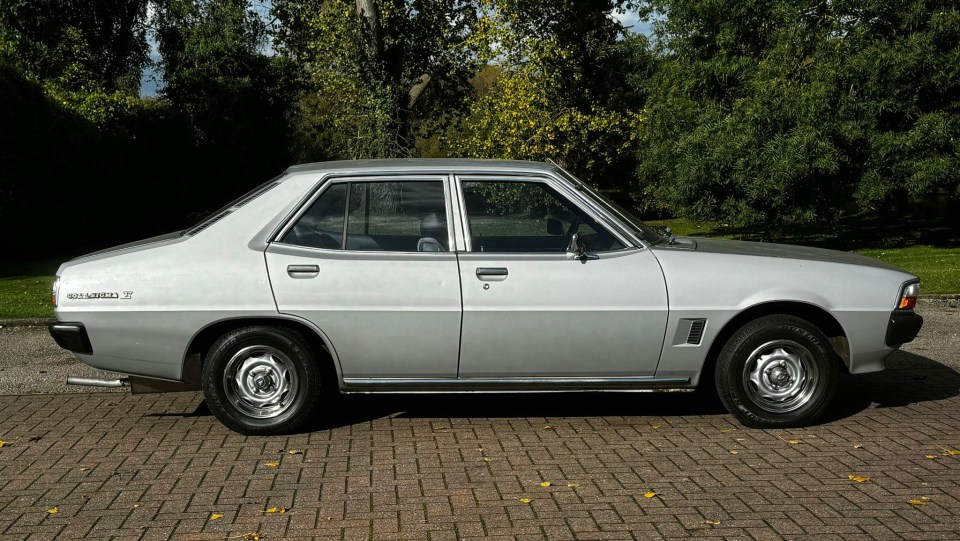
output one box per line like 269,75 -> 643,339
897,282 -> 919,310
52,276 -> 60,307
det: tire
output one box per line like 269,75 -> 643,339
715,315 -> 838,428
202,326 -> 323,435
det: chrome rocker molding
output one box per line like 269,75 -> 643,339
341,376 -> 692,393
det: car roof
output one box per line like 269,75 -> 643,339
285,158 -> 562,176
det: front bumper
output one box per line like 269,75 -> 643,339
885,311 -> 923,347
48,322 -> 93,354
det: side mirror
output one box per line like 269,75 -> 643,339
546,218 -> 563,236
569,233 -> 599,261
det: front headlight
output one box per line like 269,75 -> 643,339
51,276 -> 60,307
896,281 -> 919,310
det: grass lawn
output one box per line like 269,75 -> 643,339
855,245 -> 960,295
0,260 -> 59,319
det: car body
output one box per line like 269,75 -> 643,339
49,159 -> 923,434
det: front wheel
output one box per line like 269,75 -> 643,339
202,326 -> 323,435
716,315 -> 838,428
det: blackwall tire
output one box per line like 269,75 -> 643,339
202,326 -> 322,435
716,315 -> 838,428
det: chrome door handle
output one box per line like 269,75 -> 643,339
287,264 -> 319,278
476,267 -> 508,281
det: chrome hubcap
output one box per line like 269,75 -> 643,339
742,340 -> 818,413
223,345 -> 297,419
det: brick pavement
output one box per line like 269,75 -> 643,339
1,357 -> 959,540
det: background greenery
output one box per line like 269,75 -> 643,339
1,0 -> 957,316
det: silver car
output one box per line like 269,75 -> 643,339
49,159 -> 923,434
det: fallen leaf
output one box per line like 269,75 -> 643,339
265,507 -> 288,514
0,440 -> 8,448
926,455 -> 939,459
210,513 -> 224,521
921,496 -> 930,500
482,458 -> 492,462
848,474 -> 870,483
908,499 -> 927,506
540,482 -> 551,487
853,444 -> 864,449
241,534 -> 260,541
643,491 -> 657,498
729,450 -> 739,455
944,449 -> 960,456
133,504 -> 140,509
287,450 -> 303,455
704,520 -> 721,525
543,425 -> 555,430
787,440 -> 802,445
79,467 -> 89,472
719,428 -> 734,433
651,425 -> 661,430
518,498 -> 532,504
47,507 -> 58,515
263,462 -> 280,468
567,484 -> 579,488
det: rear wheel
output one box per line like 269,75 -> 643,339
716,315 -> 838,428
202,326 -> 322,435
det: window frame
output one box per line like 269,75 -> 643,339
272,175 -> 454,254
453,174 -> 633,255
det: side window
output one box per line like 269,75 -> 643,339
281,183 -> 347,249
281,180 -> 448,252
461,180 -> 624,253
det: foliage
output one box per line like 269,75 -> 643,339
273,0 -> 479,159
636,0 -> 960,233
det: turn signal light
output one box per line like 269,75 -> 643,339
52,276 -> 60,307
897,282 -> 919,310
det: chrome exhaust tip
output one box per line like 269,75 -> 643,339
66,376 -> 130,388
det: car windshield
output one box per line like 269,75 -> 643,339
552,166 -> 666,245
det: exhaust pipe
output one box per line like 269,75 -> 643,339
66,376 -> 129,388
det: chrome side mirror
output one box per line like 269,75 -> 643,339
570,233 -> 599,261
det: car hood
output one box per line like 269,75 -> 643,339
666,237 -> 901,271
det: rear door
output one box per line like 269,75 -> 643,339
266,175 -> 462,379
454,176 -> 669,378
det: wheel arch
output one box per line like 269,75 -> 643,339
701,301 -> 849,388
184,315 -> 342,389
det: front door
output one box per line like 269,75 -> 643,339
266,176 -> 462,379
455,177 -> 668,378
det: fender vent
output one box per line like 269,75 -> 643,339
233,181 -> 279,208
186,210 -> 232,236
686,319 -> 706,344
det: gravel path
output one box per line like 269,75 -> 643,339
0,299 -> 957,395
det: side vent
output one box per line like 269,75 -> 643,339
686,319 -> 706,345
233,181 -> 279,208
672,318 -> 708,346
186,210 -> 232,236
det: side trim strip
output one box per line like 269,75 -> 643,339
341,376 -> 691,393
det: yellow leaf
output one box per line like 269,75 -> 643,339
241,534 -> 260,541
47,507 -> 58,514
518,498 -> 531,504
651,425 -> 661,430
908,499 -> 927,506
540,482 -> 551,487
567,484 -> 579,488
945,449 -> 960,456
729,450 -> 739,455
704,520 -> 721,525
643,491 -> 657,498
787,440 -> 802,445
263,462 -> 280,468
926,455 -> 939,459
133,504 -> 140,509
848,475 -> 870,483
287,450 -> 303,455
0,440 -> 7,448
482,458 -> 492,462
265,507 -> 288,514
210,513 -> 224,521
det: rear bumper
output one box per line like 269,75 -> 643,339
48,322 -> 93,354
885,311 -> 923,347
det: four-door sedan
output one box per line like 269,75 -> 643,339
49,159 -> 923,434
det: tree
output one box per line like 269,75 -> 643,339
273,0 -> 479,159
635,0 -> 960,232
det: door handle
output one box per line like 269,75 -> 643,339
476,267 -> 508,281
287,264 -> 319,278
